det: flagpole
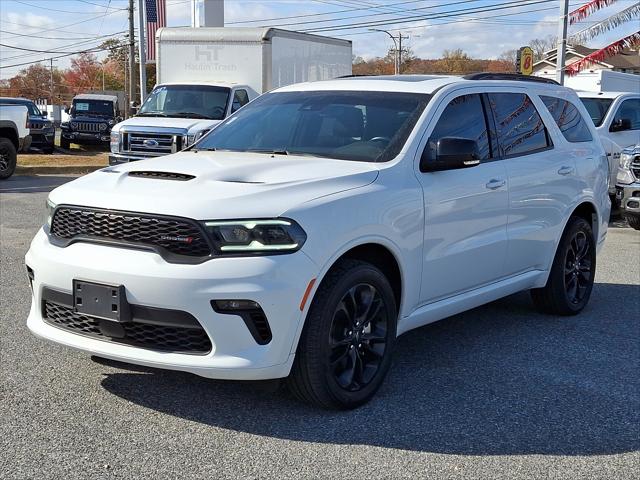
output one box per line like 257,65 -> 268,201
137,0 -> 148,104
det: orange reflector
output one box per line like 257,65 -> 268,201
299,278 -> 316,311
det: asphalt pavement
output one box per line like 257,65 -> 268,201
1,175 -> 639,479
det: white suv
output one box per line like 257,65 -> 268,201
26,74 -> 610,409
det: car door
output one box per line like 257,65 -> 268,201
609,97 -> 640,150
489,91 -> 579,276
416,92 -> 509,304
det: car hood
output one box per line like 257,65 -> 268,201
115,116 -> 222,132
49,151 -> 379,219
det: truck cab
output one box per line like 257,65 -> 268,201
577,91 -> 640,195
60,94 -> 121,150
109,82 -> 257,165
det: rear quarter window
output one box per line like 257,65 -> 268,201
541,96 -> 593,143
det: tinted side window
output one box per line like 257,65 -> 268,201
541,96 -> 592,143
428,94 -> 490,160
487,93 -> 550,157
231,89 -> 250,113
613,99 -> 640,130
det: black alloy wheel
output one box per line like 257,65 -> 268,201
329,283 -> 388,392
0,138 -> 17,179
289,259 -> 397,409
563,230 -> 593,306
531,216 -> 596,315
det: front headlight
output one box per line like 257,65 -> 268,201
99,123 -> 108,131
186,129 -> 210,148
203,219 -> 306,254
619,152 -> 634,170
45,198 -> 56,228
110,131 -> 120,153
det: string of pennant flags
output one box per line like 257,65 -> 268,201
564,0 -> 640,76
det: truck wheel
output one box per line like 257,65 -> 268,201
60,138 -> 70,150
531,216 -> 596,316
626,215 -> 640,231
0,138 -> 17,180
288,259 -> 397,409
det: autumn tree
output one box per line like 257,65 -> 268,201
7,63 -> 67,101
64,52 -> 103,93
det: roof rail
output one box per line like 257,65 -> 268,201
463,73 -> 560,85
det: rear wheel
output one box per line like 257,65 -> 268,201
0,138 -> 17,179
626,214 -> 640,231
288,259 -> 397,409
531,216 -> 596,315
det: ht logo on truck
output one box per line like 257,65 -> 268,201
184,45 -> 237,73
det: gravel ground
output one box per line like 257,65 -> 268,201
1,175 -> 639,479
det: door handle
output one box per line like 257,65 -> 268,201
485,179 -> 506,190
558,166 -> 574,176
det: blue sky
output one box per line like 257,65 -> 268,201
1,0 -> 638,79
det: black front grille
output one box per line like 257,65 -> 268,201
631,158 -> 640,181
51,207 -> 212,258
43,300 -> 212,354
128,171 -> 195,181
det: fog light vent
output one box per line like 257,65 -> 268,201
211,300 -> 272,345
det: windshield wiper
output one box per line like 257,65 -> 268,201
137,111 -> 168,117
170,112 -> 214,119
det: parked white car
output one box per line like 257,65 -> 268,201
0,103 -> 30,179
577,91 -> 640,196
26,74 -> 610,408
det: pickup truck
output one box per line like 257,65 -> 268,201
577,91 -> 640,199
0,104 -> 30,179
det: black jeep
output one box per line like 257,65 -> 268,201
61,94 -> 120,150
0,97 -> 55,154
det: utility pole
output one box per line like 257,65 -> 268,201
397,33 -> 408,74
137,0 -> 147,104
128,0 -> 136,114
369,28 -> 401,75
49,58 -> 54,106
556,0 -> 570,84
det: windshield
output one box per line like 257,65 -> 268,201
195,91 -> 431,162
138,85 -> 231,120
73,99 -> 114,116
579,97 -> 614,127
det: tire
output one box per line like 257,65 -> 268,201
288,259 -> 398,409
60,137 -> 70,150
43,145 -> 55,154
626,214 -> 640,231
531,216 -> 596,316
0,138 -> 17,180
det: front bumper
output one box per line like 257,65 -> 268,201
616,182 -> 640,216
62,131 -> 110,144
30,130 -> 55,148
18,135 -> 32,152
25,228 -> 319,380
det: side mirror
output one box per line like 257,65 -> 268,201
420,137 -> 481,172
610,118 -> 632,132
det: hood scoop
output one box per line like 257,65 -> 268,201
128,171 -> 195,181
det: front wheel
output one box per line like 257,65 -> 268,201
0,138 -> 17,179
288,259 -> 397,409
531,216 -> 596,315
626,214 -> 640,231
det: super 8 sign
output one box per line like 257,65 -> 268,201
517,46 -> 534,76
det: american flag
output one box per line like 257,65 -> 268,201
145,0 -> 166,62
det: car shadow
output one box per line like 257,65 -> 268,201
100,283 -> 639,456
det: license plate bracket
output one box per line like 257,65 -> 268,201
73,280 -> 131,322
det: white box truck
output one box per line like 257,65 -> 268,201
535,69 -> 640,93
109,27 -> 352,164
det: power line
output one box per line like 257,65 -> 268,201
9,0 -> 125,14
300,0 -> 555,32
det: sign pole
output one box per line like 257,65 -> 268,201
556,0 -> 570,84
137,0 -> 148,104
